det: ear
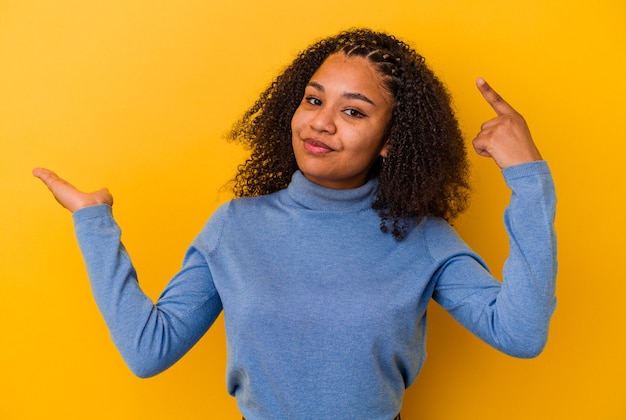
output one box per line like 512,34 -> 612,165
379,136 -> 391,158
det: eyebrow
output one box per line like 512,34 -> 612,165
307,81 -> 376,106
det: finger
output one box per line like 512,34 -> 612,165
33,168 -> 113,211
33,167 -> 60,188
473,144 -> 493,158
472,132 -> 493,158
33,167 -> 58,183
476,78 -> 517,116
33,168 -> 74,192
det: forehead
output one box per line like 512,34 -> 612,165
309,53 -> 393,104
314,53 -> 378,76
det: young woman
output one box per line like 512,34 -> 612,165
33,28 -> 556,419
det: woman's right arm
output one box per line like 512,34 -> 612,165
33,169 -> 223,377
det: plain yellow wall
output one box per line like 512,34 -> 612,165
2,0 -> 625,418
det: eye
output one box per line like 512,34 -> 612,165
305,96 -> 322,106
343,108 -> 366,118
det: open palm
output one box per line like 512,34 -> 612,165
33,168 -> 113,213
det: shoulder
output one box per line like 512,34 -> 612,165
191,193 -> 282,255
412,217 -> 479,265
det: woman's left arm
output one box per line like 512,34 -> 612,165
434,161 -> 557,357
432,81 -> 557,357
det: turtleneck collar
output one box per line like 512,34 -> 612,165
285,171 -> 378,212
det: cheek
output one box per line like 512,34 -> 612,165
290,116 -> 300,140
290,112 -> 303,151
290,113 -> 297,131
290,105 -> 305,129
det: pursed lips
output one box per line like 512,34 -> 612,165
303,138 -> 335,155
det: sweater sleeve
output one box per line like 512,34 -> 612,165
73,205 -> 223,377
432,160 -> 557,358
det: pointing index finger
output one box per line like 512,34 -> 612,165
476,77 -> 517,116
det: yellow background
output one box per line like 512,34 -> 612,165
1,0 -> 624,418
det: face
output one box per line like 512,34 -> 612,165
291,53 -> 395,190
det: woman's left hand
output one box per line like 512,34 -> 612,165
472,78 -> 542,169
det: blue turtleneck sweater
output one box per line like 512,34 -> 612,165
73,161 -> 557,419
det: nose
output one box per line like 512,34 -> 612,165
309,106 -> 336,134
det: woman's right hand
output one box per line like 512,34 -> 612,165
33,168 -> 113,213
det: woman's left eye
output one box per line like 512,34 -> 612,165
343,108 -> 366,118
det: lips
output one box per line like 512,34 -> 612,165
303,138 -> 334,155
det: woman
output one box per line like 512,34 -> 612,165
34,28 -> 556,419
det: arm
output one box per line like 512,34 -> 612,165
33,169 -> 222,377
433,161 -> 556,357
433,81 -> 557,357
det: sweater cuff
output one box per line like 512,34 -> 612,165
72,204 -> 113,224
502,160 -> 550,181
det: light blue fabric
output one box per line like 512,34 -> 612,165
73,160 -> 557,420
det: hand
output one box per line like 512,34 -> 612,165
472,78 -> 542,169
33,168 -> 113,213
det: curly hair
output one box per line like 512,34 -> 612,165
227,28 -> 471,240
